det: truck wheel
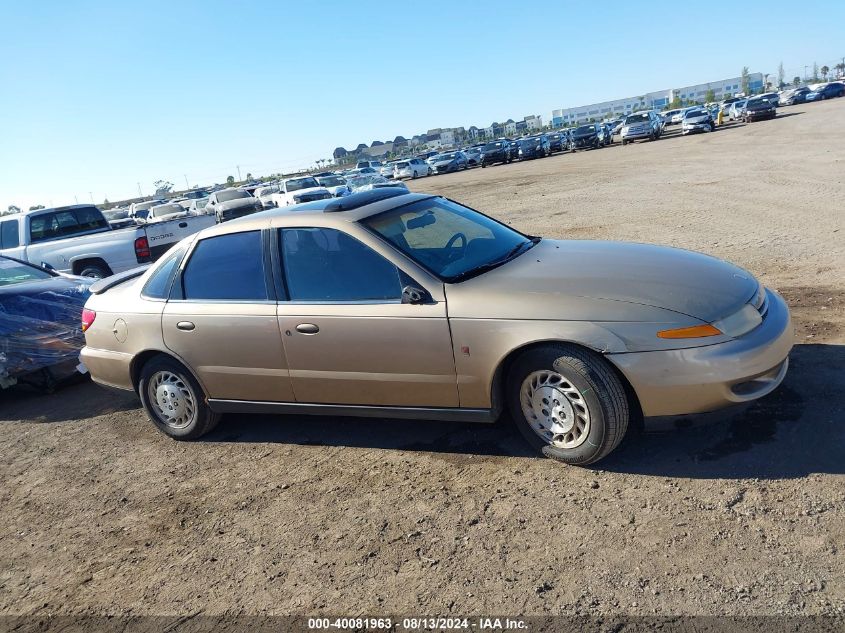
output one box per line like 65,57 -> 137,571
78,263 -> 111,279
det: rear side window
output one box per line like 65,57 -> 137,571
0,220 -> 19,249
74,206 -> 109,231
280,228 -> 401,302
29,207 -> 106,243
182,231 -> 267,301
142,246 -> 185,299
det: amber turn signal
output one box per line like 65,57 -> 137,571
657,324 -> 722,339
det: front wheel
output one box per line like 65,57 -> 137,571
139,355 -> 220,440
78,263 -> 110,279
507,345 -> 629,465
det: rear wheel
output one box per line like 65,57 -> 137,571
139,355 -> 220,440
507,345 -> 629,465
78,263 -> 111,279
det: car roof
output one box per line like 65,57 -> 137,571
193,190 -> 434,239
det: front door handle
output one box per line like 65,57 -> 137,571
176,321 -> 195,331
295,323 -> 319,335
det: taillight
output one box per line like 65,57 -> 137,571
81,308 -> 96,332
135,236 -> 151,261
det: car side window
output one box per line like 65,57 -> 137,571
1,219 -> 19,248
142,245 -> 186,299
280,228 -> 402,302
182,231 -> 268,301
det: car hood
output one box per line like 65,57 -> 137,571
684,115 -> 710,124
216,198 -> 257,211
432,159 -> 456,167
446,239 -> 757,323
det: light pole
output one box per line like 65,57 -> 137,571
804,65 -> 808,81
236,165 -> 242,182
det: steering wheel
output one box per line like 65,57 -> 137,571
445,232 -> 467,256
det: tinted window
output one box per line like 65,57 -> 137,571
1,220 -> 19,249
30,211 -> 78,242
183,231 -> 267,301
280,228 -> 401,302
74,206 -> 108,231
142,246 -> 185,299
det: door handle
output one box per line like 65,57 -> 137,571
295,323 -> 319,335
176,321 -> 195,331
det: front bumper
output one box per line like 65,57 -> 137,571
572,136 -> 598,148
682,122 -> 711,133
746,111 -> 775,120
622,129 -> 652,141
608,289 -> 793,417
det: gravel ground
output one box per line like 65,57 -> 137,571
1,100 -> 843,619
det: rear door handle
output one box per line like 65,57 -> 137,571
295,323 -> 319,335
176,321 -> 195,331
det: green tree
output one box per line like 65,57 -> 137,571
778,61 -> 785,88
226,175 -> 235,187
153,180 -> 173,195
740,66 -> 750,94
820,65 -> 829,80
793,76 -> 801,87
245,172 -> 253,181
704,89 -> 716,103
28,204 -> 45,211
5,205 -> 21,215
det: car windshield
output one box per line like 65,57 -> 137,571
286,177 -> 319,192
0,257 -> 53,286
363,197 -> 537,282
216,190 -> 250,202
317,176 -> 345,186
747,98 -> 767,106
575,125 -> 596,134
482,142 -> 503,151
436,153 -> 457,161
625,113 -> 650,123
685,109 -> 707,117
150,205 -> 182,217
518,138 -> 539,146
184,190 -> 208,199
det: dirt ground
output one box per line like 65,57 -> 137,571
1,100 -> 843,620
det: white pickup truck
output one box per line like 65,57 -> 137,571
269,176 -> 333,207
0,204 -> 215,278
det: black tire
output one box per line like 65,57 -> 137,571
78,263 -> 111,279
412,171 -> 417,179
481,163 -> 486,168
621,139 -> 627,146
138,355 -> 220,440
507,344 -> 629,465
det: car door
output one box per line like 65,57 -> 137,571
275,226 -> 459,408
162,229 -> 295,403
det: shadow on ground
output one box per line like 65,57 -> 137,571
3,344 -> 841,479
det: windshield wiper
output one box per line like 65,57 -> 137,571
447,238 -> 539,283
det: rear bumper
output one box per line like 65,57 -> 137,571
80,346 -> 135,391
608,289 -> 793,417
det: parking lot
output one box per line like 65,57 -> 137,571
1,100 -> 843,618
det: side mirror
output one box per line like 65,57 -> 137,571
401,285 -> 428,305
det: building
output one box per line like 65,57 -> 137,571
524,114 -> 542,131
550,73 -> 764,127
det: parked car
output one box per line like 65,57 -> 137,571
254,184 -> 281,209
806,82 -> 845,101
428,152 -> 469,174
727,100 -> 748,120
480,140 -> 513,167
570,124 -> 604,150
681,107 -> 715,134
662,109 -> 682,125
620,111 -> 662,145
380,162 -> 397,179
547,133 -> 566,152
188,198 -> 210,215
516,136 -> 551,160
344,174 -> 392,192
102,208 -> 136,229
756,92 -> 780,106
206,188 -> 263,223
269,177 -> 333,207
0,255 -> 93,389
347,167 -> 379,176
779,87 -> 811,105
81,189 -> 792,466
356,181 -> 409,192
128,199 -> 166,223
316,175 -> 352,197
393,158 -> 431,179
145,203 -> 189,223
720,96 -> 744,113
670,109 -> 687,124
744,97 -> 777,122
462,147 -> 482,165
356,160 -> 384,171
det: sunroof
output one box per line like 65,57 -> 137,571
323,188 -> 409,212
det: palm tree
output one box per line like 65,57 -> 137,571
820,65 -> 829,81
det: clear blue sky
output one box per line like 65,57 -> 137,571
1,0 -> 843,209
